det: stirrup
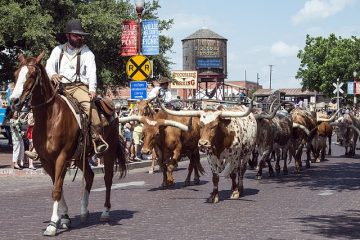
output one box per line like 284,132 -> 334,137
92,135 -> 109,155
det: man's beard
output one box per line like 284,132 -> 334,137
68,38 -> 84,49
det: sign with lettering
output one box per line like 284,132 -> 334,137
196,58 -> 222,68
171,71 -> 197,89
141,19 -> 159,55
347,81 -> 354,95
195,39 -> 221,57
126,55 -> 152,81
120,20 -> 138,56
356,82 -> 360,95
130,81 -> 147,100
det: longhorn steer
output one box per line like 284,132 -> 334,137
119,112 -> 205,188
332,113 -> 360,156
310,111 -> 338,162
160,103 -> 257,203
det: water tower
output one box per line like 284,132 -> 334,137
182,28 -> 227,100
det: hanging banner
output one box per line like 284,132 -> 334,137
120,20 -> 138,56
356,82 -> 360,95
141,19 -> 159,55
347,81 -> 354,95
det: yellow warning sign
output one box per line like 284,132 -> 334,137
126,55 -> 152,81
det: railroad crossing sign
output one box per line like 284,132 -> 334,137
126,55 -> 152,81
333,82 -> 344,94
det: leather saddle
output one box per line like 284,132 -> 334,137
94,97 -> 115,117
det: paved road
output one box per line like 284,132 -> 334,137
0,143 -> 359,240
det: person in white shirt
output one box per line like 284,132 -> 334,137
148,76 -> 172,103
45,19 -> 107,154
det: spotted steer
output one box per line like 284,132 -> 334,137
160,103 -> 257,203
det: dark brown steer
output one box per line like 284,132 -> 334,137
119,114 -> 205,188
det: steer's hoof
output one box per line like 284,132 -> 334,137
184,180 -> 191,187
60,214 -> 71,229
43,222 -> 58,236
256,175 -> 262,180
80,211 -> 89,223
194,178 -> 200,185
209,194 -> 219,203
230,190 -> 240,199
100,211 -> 110,222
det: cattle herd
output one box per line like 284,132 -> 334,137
118,98 -> 356,203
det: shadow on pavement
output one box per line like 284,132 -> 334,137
52,209 -> 137,236
292,209 -> 360,239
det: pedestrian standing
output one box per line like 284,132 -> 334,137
10,111 -> 24,169
24,111 -> 37,170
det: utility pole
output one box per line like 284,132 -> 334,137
269,65 -> 273,89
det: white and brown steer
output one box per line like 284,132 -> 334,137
160,103 -> 257,203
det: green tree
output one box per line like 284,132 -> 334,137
0,0 -> 174,91
296,34 -> 360,96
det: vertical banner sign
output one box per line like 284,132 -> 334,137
347,81 -> 354,95
356,82 -> 360,95
120,20 -> 138,56
142,19 -> 159,55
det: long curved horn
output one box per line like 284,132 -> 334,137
349,124 -> 360,136
269,99 -> 277,112
317,109 -> 340,122
255,101 -> 283,120
118,115 -> 144,124
160,102 -> 203,117
220,99 -> 253,118
157,119 -> 189,131
293,122 -> 310,135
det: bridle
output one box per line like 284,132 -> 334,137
21,64 -> 56,109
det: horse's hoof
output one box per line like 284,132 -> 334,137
43,223 -> 57,236
230,190 -> 239,199
80,211 -> 89,223
60,214 -> 71,229
194,178 -> 200,185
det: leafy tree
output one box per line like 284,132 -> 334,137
0,0 -> 174,92
296,34 -> 360,96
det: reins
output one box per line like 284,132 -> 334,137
25,64 -> 57,109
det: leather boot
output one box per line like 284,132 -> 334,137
91,125 -> 109,155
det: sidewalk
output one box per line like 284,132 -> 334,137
0,144 -> 153,176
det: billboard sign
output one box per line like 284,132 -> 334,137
141,19 -> 159,55
120,20 -> 138,56
171,71 -> 197,89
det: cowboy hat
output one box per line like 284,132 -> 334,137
158,76 -> 172,84
64,19 -> 89,35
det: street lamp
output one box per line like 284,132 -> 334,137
135,0 -> 145,54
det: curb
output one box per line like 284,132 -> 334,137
0,160 -> 154,177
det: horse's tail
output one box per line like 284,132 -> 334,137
116,135 -> 127,178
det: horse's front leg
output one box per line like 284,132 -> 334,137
43,159 -> 67,236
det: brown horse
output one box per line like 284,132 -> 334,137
10,52 -> 126,236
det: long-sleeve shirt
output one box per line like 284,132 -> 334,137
148,86 -> 172,103
45,43 -> 97,92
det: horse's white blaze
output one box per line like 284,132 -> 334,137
80,190 -> 90,215
11,66 -> 28,99
50,201 -> 60,223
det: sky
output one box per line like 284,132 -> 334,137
156,0 -> 360,89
